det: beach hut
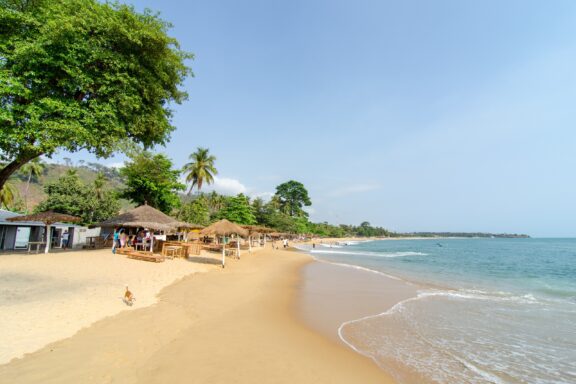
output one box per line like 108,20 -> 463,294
6,211 -> 81,253
97,203 -> 180,252
200,219 -> 248,268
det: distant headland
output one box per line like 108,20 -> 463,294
397,232 -> 530,239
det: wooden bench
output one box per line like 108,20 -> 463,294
125,251 -> 165,263
115,247 -> 134,255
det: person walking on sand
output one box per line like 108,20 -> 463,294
283,239 -> 288,248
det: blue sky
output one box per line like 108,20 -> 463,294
55,0 -> 576,236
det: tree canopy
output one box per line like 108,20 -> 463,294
120,151 -> 184,214
35,170 -> 119,224
274,180 -> 312,218
0,0 -> 192,190
217,193 -> 256,225
178,195 -> 210,226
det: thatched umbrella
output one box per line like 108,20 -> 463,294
97,204 -> 182,251
242,225 -> 275,252
174,222 -> 204,241
200,219 -> 248,267
7,211 -> 81,253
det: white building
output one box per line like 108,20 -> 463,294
0,209 -> 85,251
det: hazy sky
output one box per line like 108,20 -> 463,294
55,0 -> 576,237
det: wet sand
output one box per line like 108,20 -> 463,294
299,260 -> 418,343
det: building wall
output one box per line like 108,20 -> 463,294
1,226 -> 17,250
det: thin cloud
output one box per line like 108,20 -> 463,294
206,176 -> 247,196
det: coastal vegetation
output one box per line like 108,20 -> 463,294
1,159 -> 530,237
120,151 -> 185,214
35,170 -> 119,225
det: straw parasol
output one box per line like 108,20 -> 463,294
7,211 -> 81,253
242,225 -> 275,252
173,221 -> 204,241
200,219 -> 248,267
97,204 -> 177,232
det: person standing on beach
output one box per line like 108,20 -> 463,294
62,230 -> 70,249
112,228 -> 120,253
120,230 -> 127,248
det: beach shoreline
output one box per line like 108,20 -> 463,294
0,244 -> 397,383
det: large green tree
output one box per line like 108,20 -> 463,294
0,0 -> 192,191
274,180 -> 312,218
183,147 -> 218,195
178,195 -> 210,226
217,193 -> 256,225
120,151 -> 184,213
35,170 -> 119,224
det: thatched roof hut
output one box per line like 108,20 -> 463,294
7,211 -> 81,253
97,204 -> 179,231
7,211 -> 81,226
241,225 -> 274,235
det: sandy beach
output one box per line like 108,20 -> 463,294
0,248 -> 220,365
0,244 -> 398,383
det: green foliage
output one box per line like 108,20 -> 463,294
0,0 -> 192,189
274,180 -> 312,218
178,195 -> 210,226
217,193 -> 256,225
120,151 -> 184,213
35,171 -> 119,224
182,147 -> 217,194
0,180 -> 18,208
204,191 -> 226,220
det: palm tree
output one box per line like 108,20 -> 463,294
0,181 -> 18,209
93,172 -> 106,200
19,159 -> 44,213
206,191 -> 226,215
182,147 -> 218,195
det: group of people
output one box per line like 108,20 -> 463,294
112,228 -> 151,253
272,238 -> 290,250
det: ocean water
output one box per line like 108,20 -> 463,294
300,238 -> 576,384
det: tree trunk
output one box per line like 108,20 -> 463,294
24,171 -> 32,213
0,152 -> 42,193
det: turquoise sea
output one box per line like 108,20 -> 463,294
298,238 -> 576,384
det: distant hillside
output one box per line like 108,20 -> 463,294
12,162 -> 130,212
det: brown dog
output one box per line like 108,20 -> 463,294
124,286 -> 135,306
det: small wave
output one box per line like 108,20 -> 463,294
416,289 -> 541,305
319,244 -> 343,248
310,249 -> 428,258
319,260 -> 405,281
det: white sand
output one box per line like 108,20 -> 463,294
0,248 -> 219,364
